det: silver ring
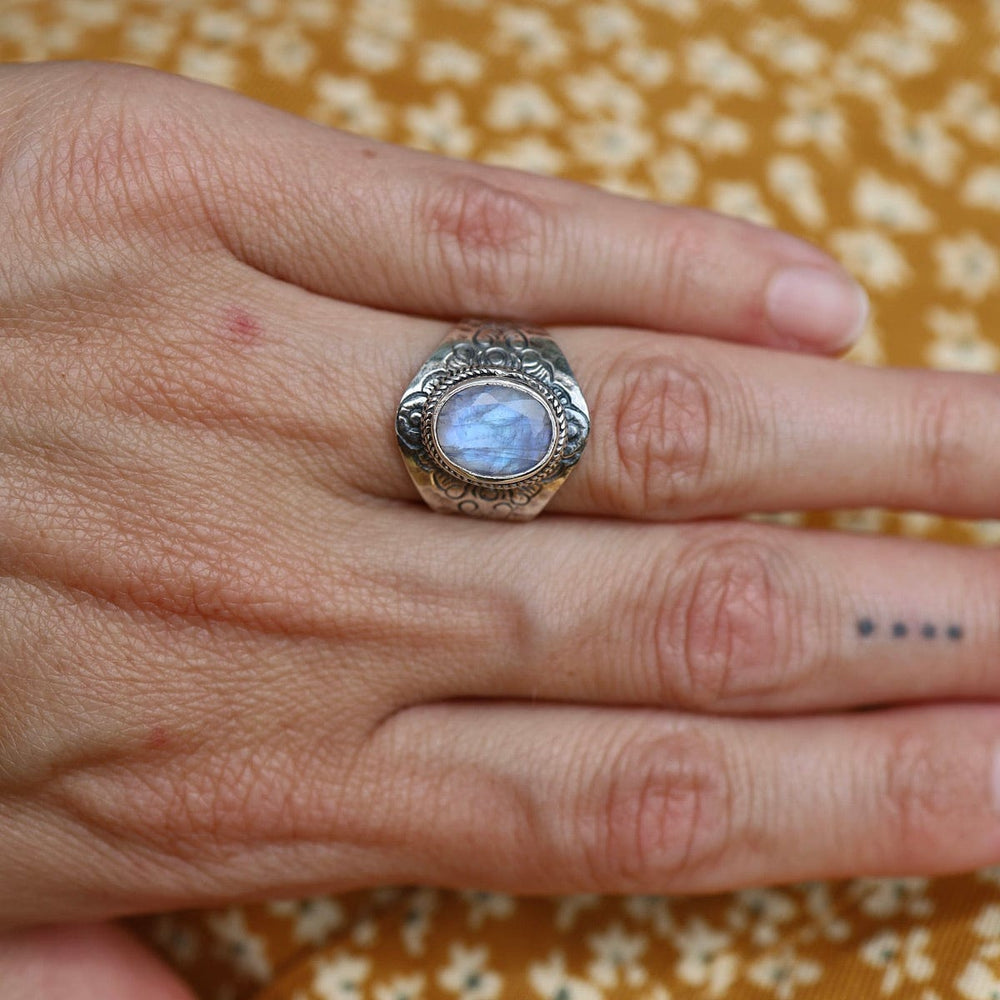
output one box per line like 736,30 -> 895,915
396,319 -> 590,520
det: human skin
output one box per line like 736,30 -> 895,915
3,59 -> 1000,996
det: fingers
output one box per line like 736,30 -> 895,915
366,699 -> 1000,893
30,62 -> 866,353
427,517 -> 999,715
299,310 -> 1000,522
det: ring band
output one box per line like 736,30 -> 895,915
396,319 -> 590,520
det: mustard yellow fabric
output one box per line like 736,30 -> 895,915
3,1 -> 1000,997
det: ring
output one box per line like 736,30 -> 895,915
396,319 -> 590,520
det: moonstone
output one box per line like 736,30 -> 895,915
435,382 -> 554,479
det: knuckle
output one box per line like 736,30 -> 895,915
908,380 -> 972,500
657,209 -> 719,320
578,727 -> 734,890
880,726 -> 974,860
659,534 -> 796,707
9,65 -> 201,241
596,351 -> 718,516
420,173 -> 550,312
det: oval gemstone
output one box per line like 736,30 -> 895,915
435,382 -> 554,480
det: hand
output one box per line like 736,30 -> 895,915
3,60 -> 995,950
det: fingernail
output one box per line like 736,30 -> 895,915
766,265 -> 870,351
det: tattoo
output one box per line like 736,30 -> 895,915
857,618 -> 964,641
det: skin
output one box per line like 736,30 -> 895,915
2,60 -> 1000,995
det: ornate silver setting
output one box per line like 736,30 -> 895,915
396,319 -> 590,520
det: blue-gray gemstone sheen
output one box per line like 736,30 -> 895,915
435,383 -> 554,479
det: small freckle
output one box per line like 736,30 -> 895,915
362,148 -> 377,160
921,623 -> 937,639
222,305 -> 263,346
146,725 -> 169,750
857,618 -> 876,637
947,625 -> 964,641
892,622 -> 908,638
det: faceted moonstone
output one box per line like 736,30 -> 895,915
435,382 -> 554,479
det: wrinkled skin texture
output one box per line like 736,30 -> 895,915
4,61 -> 1000,997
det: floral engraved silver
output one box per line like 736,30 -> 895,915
396,319 -> 590,520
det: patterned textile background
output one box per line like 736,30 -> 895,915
3,0 -> 1000,998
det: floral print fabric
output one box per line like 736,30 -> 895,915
2,0 -> 1000,997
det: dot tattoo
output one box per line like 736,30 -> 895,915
855,619 -> 965,641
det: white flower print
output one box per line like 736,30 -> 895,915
529,951 -> 605,1000
461,890 -> 517,929
313,952 -> 371,1000
776,83 -> 848,159
615,45 -> 673,87
486,82 -> 561,131
554,895 -> 602,932
194,9 -> 247,45
935,232 -> 1000,300
881,108 -> 963,185
726,889 -> 797,948
673,918 -> 739,998
587,922 -> 648,990
418,41 -> 483,85
904,0 -> 962,43
853,171 -> 935,232
665,95 -> 751,156
796,0 -> 853,16
853,29 -> 937,78
830,228 -> 912,291
746,19 -> 828,76
970,903 -> 1000,960
402,889 -> 439,956
563,67 -> 646,120
150,914 -> 200,966
493,7 -> 568,68
483,136 -> 566,174
124,16 -> 179,57
579,3 -> 642,50
832,507 -> 889,533
769,155 -> 826,228
964,167 -> 1000,212
311,74 -> 390,136
569,119 -> 654,170
623,895 -> 676,938
956,960 -> 1000,1000
925,307 -> 999,372
176,44 -> 239,89
438,943 -> 503,1000
685,37 -> 765,97
799,883 -> 851,943
404,92 -> 477,157
374,973 -> 426,1000
268,898 -> 345,947
849,878 -> 934,920
345,0 -> 413,73
638,0 -> 699,19
649,147 -> 701,202
746,947 -> 822,1000
943,82 -> 1000,146
205,909 -> 272,983
57,0 -> 121,28
860,928 -> 935,995
257,24 -> 316,81
710,180 -> 775,226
